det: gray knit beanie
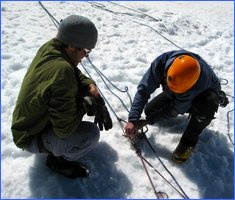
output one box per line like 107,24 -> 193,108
56,15 -> 98,50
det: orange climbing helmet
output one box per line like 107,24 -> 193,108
167,55 -> 201,94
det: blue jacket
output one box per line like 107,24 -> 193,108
128,50 -> 221,122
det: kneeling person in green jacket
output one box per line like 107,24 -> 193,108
11,15 -> 113,178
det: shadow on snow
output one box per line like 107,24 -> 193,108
28,141 -> 132,198
138,117 -> 234,199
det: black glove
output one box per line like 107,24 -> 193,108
94,97 -> 113,131
83,96 -> 97,116
219,90 -> 229,107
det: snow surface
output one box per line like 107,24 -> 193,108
1,1 -> 234,199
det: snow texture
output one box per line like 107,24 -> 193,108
1,1 -> 234,199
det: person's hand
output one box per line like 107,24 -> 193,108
219,90 -> 229,107
83,96 -> 97,116
124,120 -> 149,136
94,97 -> 113,131
124,122 -> 136,136
88,83 -> 100,97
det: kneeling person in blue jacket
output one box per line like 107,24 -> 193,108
125,50 -> 228,163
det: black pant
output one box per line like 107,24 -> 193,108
144,89 -> 219,147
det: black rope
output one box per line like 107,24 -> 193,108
227,108 -> 234,145
135,146 -> 169,199
132,20 -> 184,50
80,62 -> 120,121
220,78 -> 229,86
38,1 -> 60,28
89,1 -> 184,50
86,57 -> 133,112
143,135 -> 189,199
139,149 -> 188,199
129,137 -> 188,199
109,1 -> 162,23
219,78 -> 234,146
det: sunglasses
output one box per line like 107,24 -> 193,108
76,47 -> 91,57
83,48 -> 91,57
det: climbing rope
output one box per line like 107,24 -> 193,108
220,78 -> 234,146
85,57 -> 132,113
84,58 -> 189,199
38,1 -> 60,28
143,135 -> 189,198
89,1 -> 184,50
134,143 -> 169,199
227,109 -> 234,145
109,1 -> 162,22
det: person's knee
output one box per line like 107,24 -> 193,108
81,122 -> 100,145
42,122 -> 100,157
145,92 -> 173,119
191,89 -> 219,121
25,135 -> 40,153
205,90 -> 220,107
89,123 -> 100,144
144,104 -> 152,117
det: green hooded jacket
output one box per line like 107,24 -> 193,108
11,39 -> 95,149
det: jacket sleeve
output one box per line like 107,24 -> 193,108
74,67 -> 96,97
48,67 -> 86,138
128,51 -> 173,121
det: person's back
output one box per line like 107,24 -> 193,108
12,39 -> 79,148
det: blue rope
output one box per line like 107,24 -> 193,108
86,57 -> 133,111
80,62 -> 125,118
227,108 -> 234,146
38,1 -> 60,28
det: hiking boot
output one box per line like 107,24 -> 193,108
46,154 -> 89,178
172,143 -> 194,163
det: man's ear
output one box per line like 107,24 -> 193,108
66,45 -> 78,54
67,44 -> 76,50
